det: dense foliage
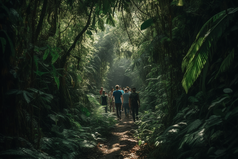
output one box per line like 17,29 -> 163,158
1,0 -> 238,158
129,1 -> 238,159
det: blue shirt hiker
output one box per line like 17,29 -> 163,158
113,90 -> 122,103
123,89 -> 130,117
113,85 -> 123,119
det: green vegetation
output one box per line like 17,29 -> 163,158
1,0 -> 238,158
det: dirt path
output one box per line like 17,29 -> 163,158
97,111 -> 140,159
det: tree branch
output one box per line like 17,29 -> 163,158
60,16 -> 75,33
62,6 -> 94,64
130,12 -> 151,41
130,0 -> 150,16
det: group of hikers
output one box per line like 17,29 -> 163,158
99,85 -> 140,122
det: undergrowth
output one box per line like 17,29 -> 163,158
0,93 -> 116,159
136,88 -> 238,159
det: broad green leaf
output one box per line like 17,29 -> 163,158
141,18 -> 154,30
182,7 -> 238,93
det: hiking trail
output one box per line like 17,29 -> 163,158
92,111 -> 140,159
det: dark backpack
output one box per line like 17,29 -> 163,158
101,96 -> 107,105
130,93 -> 138,106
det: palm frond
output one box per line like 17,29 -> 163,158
182,7 -> 238,93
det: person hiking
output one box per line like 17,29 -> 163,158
119,86 -> 124,94
119,86 -> 124,111
113,85 -> 123,119
127,87 -> 132,114
99,87 -> 103,95
122,88 -> 130,118
108,88 -> 115,112
126,86 -> 131,94
100,91 -> 108,113
129,87 -> 140,122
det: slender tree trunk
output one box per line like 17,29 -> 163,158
59,6 -> 94,110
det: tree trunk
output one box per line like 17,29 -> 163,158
59,6 -> 94,110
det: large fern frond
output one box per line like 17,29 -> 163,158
182,7 -> 238,93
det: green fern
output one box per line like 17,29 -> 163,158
182,7 -> 238,93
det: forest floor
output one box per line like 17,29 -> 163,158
90,111 -> 141,159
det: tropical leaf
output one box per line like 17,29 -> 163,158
182,7 -> 238,93
141,18 -> 154,30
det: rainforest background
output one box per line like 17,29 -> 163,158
1,0 -> 238,158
